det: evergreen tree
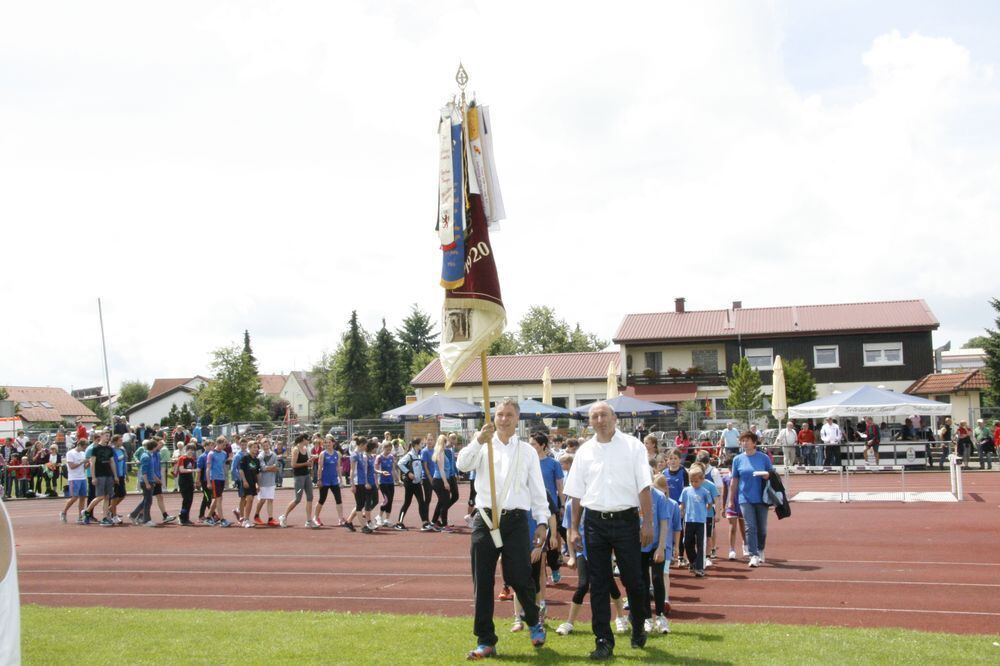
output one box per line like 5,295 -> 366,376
783,358 -> 817,406
982,298 -> 1000,406
164,404 -> 180,427
370,319 -> 405,414
177,403 -> 194,427
243,329 -> 258,369
726,357 -> 763,413
397,304 -> 439,377
334,311 -> 373,418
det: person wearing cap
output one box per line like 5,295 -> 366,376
564,401 -> 654,660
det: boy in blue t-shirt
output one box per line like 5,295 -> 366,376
678,467 -> 713,577
700,475 -> 721,565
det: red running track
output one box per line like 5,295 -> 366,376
7,471 -> 1000,634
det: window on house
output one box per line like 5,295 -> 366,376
744,348 -> 773,371
644,352 -> 662,374
863,342 -> 903,366
813,345 -> 839,368
691,349 -> 719,374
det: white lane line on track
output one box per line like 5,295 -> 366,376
19,592 -> 1000,618
19,569 -> 1000,589
20,552 -> 1000,568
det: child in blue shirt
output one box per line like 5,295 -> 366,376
643,476 -> 682,633
678,466 -> 713,577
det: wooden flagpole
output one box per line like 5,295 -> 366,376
481,353 -> 499,529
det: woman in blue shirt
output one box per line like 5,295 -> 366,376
314,438 -> 343,527
728,431 -> 774,568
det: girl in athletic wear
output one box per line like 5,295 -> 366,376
364,440 -> 379,527
445,433 -> 461,522
279,435 -> 318,528
174,444 -> 199,525
314,437 -> 344,527
430,435 -> 451,530
644,474 -> 680,634
721,466 -> 746,560
345,438 -> 373,533
375,441 -> 397,528
396,437 -> 430,531
420,436 -> 436,528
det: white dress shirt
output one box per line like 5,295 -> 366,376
820,423 -> 842,445
457,432 -> 550,525
563,429 -> 651,512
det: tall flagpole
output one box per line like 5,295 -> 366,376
97,298 -> 112,426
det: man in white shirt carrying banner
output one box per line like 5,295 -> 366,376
457,398 -> 550,659
0,497 -> 21,665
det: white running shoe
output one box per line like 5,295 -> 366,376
242,520 -> 252,529
556,622 -> 574,635
655,615 -> 670,634
749,555 -> 760,568
705,558 -> 713,568
728,549 -> 736,561
759,551 -> 765,564
614,616 -> 630,634
742,546 -> 750,557
279,514 -> 287,528
59,512 -> 67,523
643,618 -> 654,633
511,618 -> 524,632
464,514 -> 475,528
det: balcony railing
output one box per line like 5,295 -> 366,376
627,371 -> 727,386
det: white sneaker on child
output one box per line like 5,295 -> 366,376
614,616 -> 630,634
643,618 -> 654,633
728,549 -> 736,560
556,622 -> 573,635
655,615 -> 670,634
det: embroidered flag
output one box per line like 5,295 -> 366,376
439,104 -> 466,289
438,103 -> 507,389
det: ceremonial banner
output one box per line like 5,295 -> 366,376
439,104 -> 507,390
439,105 -> 466,289
0,498 -> 20,665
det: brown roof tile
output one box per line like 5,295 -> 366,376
147,378 -> 190,400
258,374 -> 287,397
2,386 -> 98,423
412,351 -> 619,387
905,369 -> 989,395
615,299 -> 938,343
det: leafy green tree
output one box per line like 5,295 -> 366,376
726,357 -> 763,412
0,387 -> 8,401
116,380 -> 149,414
516,306 -> 607,354
370,319 -> 405,415
783,358 -> 817,406
488,332 -> 520,355
397,304 -> 438,378
200,344 -> 261,422
311,351 -> 338,417
963,335 -> 989,349
407,350 -> 438,391
334,311 -> 373,418
82,399 -> 109,426
982,298 -> 1000,406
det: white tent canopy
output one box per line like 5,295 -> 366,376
788,385 -> 951,419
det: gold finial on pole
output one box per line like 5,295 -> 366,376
455,62 -> 469,90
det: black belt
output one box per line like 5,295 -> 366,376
589,507 -> 638,521
480,507 -> 526,518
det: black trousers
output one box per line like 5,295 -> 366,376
684,522 -> 705,571
585,511 -> 648,646
471,509 -> 539,646
179,481 -> 194,520
640,550 -> 666,615
397,478 -> 426,524
431,478 -> 451,525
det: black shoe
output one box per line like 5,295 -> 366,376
590,641 -> 614,660
361,525 -> 373,534
631,631 -> 647,649
344,523 -> 356,532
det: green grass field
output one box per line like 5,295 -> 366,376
20,605 -> 1000,665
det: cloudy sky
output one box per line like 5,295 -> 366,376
2,1 -> 998,392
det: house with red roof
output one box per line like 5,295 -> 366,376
614,297 -> 939,411
906,369 -> 988,425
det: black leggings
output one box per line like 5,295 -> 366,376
571,556 -> 621,605
447,476 -> 459,511
319,484 -> 342,506
431,478 -> 452,525
398,478 -> 427,525
379,484 -> 395,513
179,481 -> 194,520
641,549 -> 667,615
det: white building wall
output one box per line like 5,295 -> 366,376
128,392 -> 196,426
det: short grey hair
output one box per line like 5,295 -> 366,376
588,401 -> 614,416
495,397 -> 520,415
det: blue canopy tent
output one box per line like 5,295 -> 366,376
787,385 -> 951,420
517,399 -> 573,420
572,395 -> 676,418
381,394 -> 484,422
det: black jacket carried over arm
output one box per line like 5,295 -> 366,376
763,473 -> 792,520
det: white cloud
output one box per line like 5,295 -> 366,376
1,3 -> 997,392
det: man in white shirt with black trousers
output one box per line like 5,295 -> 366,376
457,398 -> 551,660
565,401 -> 654,660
